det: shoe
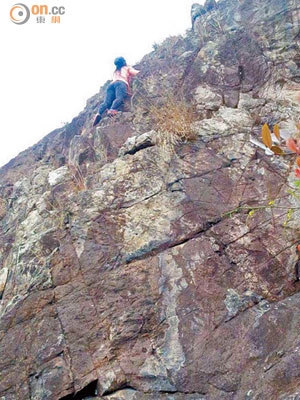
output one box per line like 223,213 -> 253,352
107,109 -> 118,116
93,114 -> 101,127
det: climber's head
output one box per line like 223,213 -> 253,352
114,57 -> 127,71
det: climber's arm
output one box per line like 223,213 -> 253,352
128,67 -> 139,76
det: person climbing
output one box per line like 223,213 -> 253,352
93,57 -> 139,127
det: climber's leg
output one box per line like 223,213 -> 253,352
93,83 -> 116,126
109,81 -> 128,111
99,83 -> 116,115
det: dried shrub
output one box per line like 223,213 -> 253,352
68,164 -> 86,192
150,95 -> 197,152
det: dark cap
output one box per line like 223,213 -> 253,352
114,57 -> 127,69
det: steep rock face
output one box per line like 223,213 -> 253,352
0,0 -> 300,399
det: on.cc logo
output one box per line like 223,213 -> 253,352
10,3 -> 30,24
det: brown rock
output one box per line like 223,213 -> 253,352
0,0 -> 299,398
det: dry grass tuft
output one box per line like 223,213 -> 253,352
68,164 -> 86,192
150,96 -> 197,154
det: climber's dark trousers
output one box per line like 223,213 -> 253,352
98,81 -> 128,115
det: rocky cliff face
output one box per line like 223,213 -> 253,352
0,0 -> 300,399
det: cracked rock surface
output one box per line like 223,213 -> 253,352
0,0 -> 300,399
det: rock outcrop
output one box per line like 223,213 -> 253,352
0,0 -> 300,399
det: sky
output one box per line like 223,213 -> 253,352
0,0 -> 203,168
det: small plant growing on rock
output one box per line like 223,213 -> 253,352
224,120 -> 300,244
261,121 -> 300,177
150,95 -> 197,152
68,164 -> 86,192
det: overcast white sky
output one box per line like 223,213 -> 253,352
0,0 -> 203,168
